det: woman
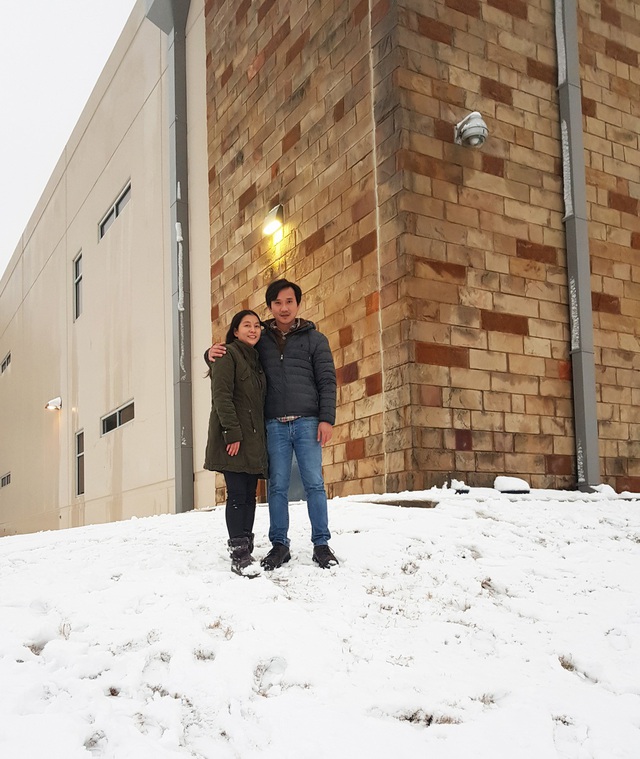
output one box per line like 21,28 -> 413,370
204,310 -> 268,574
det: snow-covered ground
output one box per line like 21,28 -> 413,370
1,484 -> 639,758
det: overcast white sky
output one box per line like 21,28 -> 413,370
0,0 -> 138,279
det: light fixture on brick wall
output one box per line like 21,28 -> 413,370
263,204 -> 284,235
45,396 -> 63,410
454,111 -> 489,148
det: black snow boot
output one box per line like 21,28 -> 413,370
260,543 -> 291,570
228,537 -> 254,575
312,544 -> 339,569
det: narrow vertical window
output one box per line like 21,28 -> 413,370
1,352 -> 10,373
99,183 -> 131,240
76,431 -> 85,496
1,472 -> 11,488
73,254 -> 83,320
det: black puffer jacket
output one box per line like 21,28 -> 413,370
204,339 -> 268,476
258,319 -> 336,424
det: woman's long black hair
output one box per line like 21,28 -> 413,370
224,309 -> 262,343
206,310 -> 262,378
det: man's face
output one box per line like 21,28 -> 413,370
268,287 -> 299,332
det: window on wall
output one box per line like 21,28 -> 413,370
1,352 -> 10,373
1,473 -> 10,488
76,431 -> 85,496
99,183 -> 131,240
101,401 -> 135,435
73,254 -> 83,320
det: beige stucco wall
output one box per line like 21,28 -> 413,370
0,0 -> 211,536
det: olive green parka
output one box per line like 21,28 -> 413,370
204,339 -> 268,477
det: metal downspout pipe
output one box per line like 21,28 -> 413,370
554,0 -> 600,490
146,0 -> 194,511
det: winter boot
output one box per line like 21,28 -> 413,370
260,543 -> 291,570
312,544 -> 339,569
228,537 -> 254,575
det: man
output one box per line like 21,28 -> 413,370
208,279 -> 339,569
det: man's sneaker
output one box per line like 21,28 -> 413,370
260,543 -> 291,570
313,544 -> 339,569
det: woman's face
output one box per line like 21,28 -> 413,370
234,314 -> 261,346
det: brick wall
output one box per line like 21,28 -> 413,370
204,0 -> 640,496
205,0 -> 387,500
579,0 -> 640,493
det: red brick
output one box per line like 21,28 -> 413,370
346,438 -> 366,460
615,476 -> 640,493
482,154 -> 504,177
282,122 -> 301,153
211,258 -> 224,277
416,15 -> 453,45
338,361 -> 359,385
557,360 -> 572,381
211,304 -> 219,322
263,20 -> 291,64
605,40 -> 637,66
371,0 -> 390,27
434,119 -> 454,143
352,231 -> 377,262
527,59 -> 556,86
601,4 -> 621,27
488,0 -> 527,20
235,0 -> 251,23
545,455 -> 573,476
286,30 -> 309,67
257,0 -> 276,23
221,63 -> 233,88
631,232 -> 640,249
353,0 -> 367,26
365,372 -> 382,397
339,325 -> 353,347
238,183 -> 256,211
480,311 -> 529,336
303,227 -> 326,255
397,150 -> 463,183
416,343 -> 469,368
592,292 -> 621,314
455,429 -> 473,451
445,0 -> 481,18
582,97 -> 597,117
481,77 -> 513,105
609,192 -> 638,215
516,239 -> 557,265
365,291 -> 380,314
334,98 -> 345,122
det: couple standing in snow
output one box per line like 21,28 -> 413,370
204,279 -> 339,575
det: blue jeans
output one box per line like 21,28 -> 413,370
266,417 -> 331,547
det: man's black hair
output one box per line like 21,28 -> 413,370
265,279 -> 302,307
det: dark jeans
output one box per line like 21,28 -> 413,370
222,471 -> 259,541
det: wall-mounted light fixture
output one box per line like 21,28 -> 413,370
45,397 -> 63,411
263,204 -> 284,236
454,111 -> 489,148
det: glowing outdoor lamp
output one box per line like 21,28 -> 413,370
45,396 -> 63,410
263,204 -> 284,236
